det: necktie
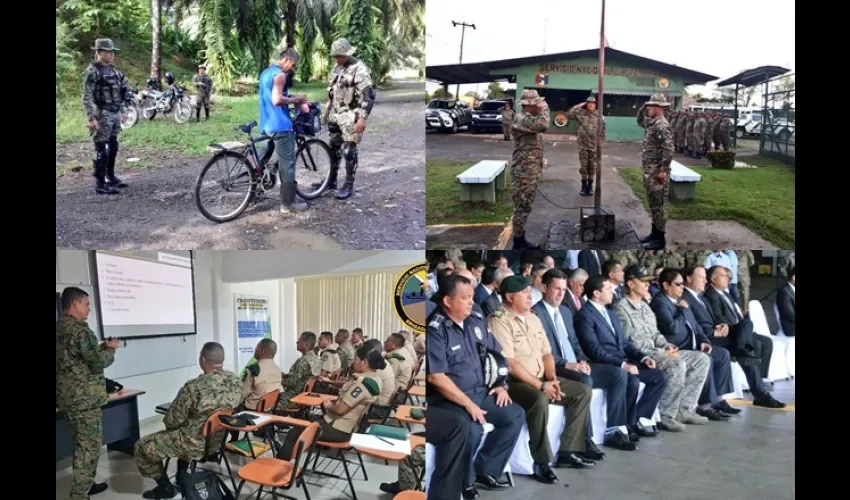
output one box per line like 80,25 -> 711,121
573,293 -> 581,310
554,310 -> 577,363
602,308 -> 616,333
723,291 -> 743,320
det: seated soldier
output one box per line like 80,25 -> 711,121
352,327 -> 365,349
229,339 -> 282,441
385,332 -> 414,390
319,339 -> 396,406
134,342 -> 242,499
336,328 -> 355,370
398,329 -> 419,363
318,331 -> 342,378
318,344 -> 386,442
412,329 -> 426,360
275,332 -> 321,413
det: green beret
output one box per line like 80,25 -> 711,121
499,275 -> 531,294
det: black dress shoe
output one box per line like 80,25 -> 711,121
532,463 -> 559,484
603,432 -> 637,451
475,474 -> 510,490
88,482 -> 108,495
379,482 -> 401,494
556,452 -> 595,469
714,401 -> 742,414
462,485 -> 480,499
696,407 -> 731,421
753,395 -> 786,409
629,424 -> 658,438
579,439 -> 606,461
628,432 -> 641,442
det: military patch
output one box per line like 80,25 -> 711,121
474,326 -> 483,340
361,376 -> 381,396
351,387 -> 363,398
655,126 -> 666,142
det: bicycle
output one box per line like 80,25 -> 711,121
195,120 -> 335,223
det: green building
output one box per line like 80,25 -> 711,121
427,48 -> 717,141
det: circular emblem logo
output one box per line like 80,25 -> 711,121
658,78 -> 670,89
553,112 -> 568,127
393,262 -> 429,334
474,326 -> 483,340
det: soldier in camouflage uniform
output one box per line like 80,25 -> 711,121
669,111 -> 680,152
82,39 -> 129,195
510,89 -> 550,250
191,64 -> 213,122
56,287 -> 120,500
318,331 -> 341,377
501,102 -> 515,141
637,250 -> 660,274
693,112 -> 707,159
614,266 -> 711,432
716,115 -> 733,151
276,332 -> 322,412
566,96 -> 606,196
336,329 -> 356,370
320,39 -> 376,200
675,111 -> 689,154
659,249 -> 685,269
608,250 -> 638,268
384,333 -> 414,390
134,342 -> 241,499
737,250 -> 756,313
684,249 -> 710,270
685,110 -> 696,158
636,93 -> 674,250
705,113 -> 719,152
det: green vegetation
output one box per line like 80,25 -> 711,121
426,160 -> 513,225
618,157 -> 795,248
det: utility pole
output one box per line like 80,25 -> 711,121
452,21 -> 475,99
594,0 -> 606,209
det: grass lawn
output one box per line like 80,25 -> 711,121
618,155 -> 795,248
426,159 -> 513,225
55,82 -> 329,158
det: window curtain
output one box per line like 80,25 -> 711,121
296,267 -> 409,341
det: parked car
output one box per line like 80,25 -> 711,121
470,99 -> 510,133
425,98 -> 473,133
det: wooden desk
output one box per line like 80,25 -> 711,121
394,405 -> 426,426
290,393 -> 337,407
413,374 -> 425,383
218,412 -> 311,433
56,389 -> 146,462
408,385 -> 425,398
354,434 -> 426,463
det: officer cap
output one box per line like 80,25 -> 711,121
499,275 -> 531,294
624,264 -> 653,282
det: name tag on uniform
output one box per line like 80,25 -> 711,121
451,345 -> 461,351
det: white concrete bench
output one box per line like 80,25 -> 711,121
669,161 -> 701,202
457,160 -> 508,203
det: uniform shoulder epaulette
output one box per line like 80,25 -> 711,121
360,376 -> 381,396
247,363 -> 260,377
428,314 -> 445,329
470,310 -> 484,320
324,347 -> 337,354
388,352 -> 406,362
493,308 -> 505,318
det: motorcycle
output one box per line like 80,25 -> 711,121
120,84 -> 141,130
139,82 -> 192,124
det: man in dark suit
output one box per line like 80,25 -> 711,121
532,269 -> 623,458
776,266 -> 795,337
474,267 -> 497,305
654,267 -> 737,420
481,267 -> 514,317
578,250 -> 605,277
575,275 -> 668,449
602,260 -> 626,305
702,266 -> 785,408
563,268 -> 588,315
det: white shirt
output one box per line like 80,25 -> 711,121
531,287 -> 543,305
788,282 -> 795,293
542,300 -> 561,331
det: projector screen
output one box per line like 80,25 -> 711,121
93,251 -> 197,339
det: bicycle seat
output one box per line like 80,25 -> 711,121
236,121 -> 258,134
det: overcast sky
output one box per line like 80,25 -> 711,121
425,0 -> 795,96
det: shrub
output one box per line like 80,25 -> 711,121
706,150 -> 736,169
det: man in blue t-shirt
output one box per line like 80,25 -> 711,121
258,48 -> 309,213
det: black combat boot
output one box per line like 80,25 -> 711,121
512,232 -> 540,250
642,229 -> 666,251
584,180 -> 594,196
93,159 -> 119,195
336,147 -> 358,200
142,475 -> 177,499
579,180 -> 588,195
639,224 -> 658,244
196,107 -> 201,123
204,106 -> 210,121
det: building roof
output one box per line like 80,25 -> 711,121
426,48 -> 718,86
715,66 -> 791,88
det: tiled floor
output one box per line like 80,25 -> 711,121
56,415 -> 424,500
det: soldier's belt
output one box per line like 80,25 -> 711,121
100,105 -> 121,113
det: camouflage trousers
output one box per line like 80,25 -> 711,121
510,159 -> 543,237
274,388 -> 301,413
694,130 -> 705,152
715,132 -> 730,151
643,164 -> 669,231
703,130 -> 713,152
674,129 -> 685,150
739,277 -> 751,312
399,445 -> 425,490
134,429 -> 200,479
686,132 -> 696,152
67,407 -> 103,500
195,93 -> 211,107
655,350 -> 711,420
578,148 -> 597,181
329,109 -> 362,145
502,123 -> 512,140
93,109 -> 122,144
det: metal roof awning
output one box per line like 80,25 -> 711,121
590,89 -> 681,97
715,66 -> 790,87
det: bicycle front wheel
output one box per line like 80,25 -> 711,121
294,138 -> 335,200
195,150 -> 257,223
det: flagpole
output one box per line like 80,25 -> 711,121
594,0 -> 606,210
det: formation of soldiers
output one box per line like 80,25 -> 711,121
668,109 -> 734,159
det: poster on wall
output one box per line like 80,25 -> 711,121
234,294 -> 271,378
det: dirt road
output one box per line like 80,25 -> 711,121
56,81 -> 425,250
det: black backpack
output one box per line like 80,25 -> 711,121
180,470 -> 234,500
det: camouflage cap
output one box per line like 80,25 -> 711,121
92,38 -> 119,52
586,96 -> 597,103
198,63 -> 206,69
645,93 -> 670,108
330,38 -> 357,57
519,89 -> 546,106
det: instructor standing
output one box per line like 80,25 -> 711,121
510,89 -> 550,250
56,287 -> 120,499
566,96 -> 606,197
636,94 -> 674,250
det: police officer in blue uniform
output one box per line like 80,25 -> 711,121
427,273 -> 525,500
